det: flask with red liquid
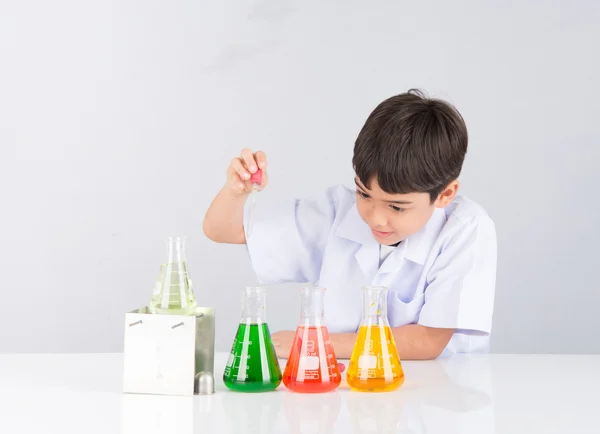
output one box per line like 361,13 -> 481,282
282,286 -> 341,393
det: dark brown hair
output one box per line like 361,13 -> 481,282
353,89 -> 468,202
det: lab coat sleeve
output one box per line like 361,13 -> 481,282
243,187 -> 338,284
418,216 -> 497,334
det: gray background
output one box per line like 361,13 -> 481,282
1,0 -> 598,354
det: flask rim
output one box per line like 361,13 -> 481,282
361,285 -> 389,292
299,286 -> 326,292
244,286 -> 267,294
166,236 -> 187,241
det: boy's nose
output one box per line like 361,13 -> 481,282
368,208 -> 387,228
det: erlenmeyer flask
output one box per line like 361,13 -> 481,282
282,286 -> 341,393
223,287 -> 282,392
148,237 -> 198,315
346,286 -> 404,392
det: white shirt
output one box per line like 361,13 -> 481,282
244,185 -> 497,355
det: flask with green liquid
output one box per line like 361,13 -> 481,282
223,287 -> 282,392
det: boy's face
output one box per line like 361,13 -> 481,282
354,176 -> 457,245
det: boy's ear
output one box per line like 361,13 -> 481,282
434,180 -> 459,208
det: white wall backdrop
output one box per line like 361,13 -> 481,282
1,0 -> 598,353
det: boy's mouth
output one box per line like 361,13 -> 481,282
371,229 -> 393,239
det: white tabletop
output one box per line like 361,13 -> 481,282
1,352 -> 598,434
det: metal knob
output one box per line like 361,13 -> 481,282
194,371 -> 215,395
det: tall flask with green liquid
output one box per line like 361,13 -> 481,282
148,236 -> 198,315
223,287 -> 282,392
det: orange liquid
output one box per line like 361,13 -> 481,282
283,326 -> 341,393
346,325 -> 404,392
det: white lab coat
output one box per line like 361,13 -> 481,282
244,185 -> 497,355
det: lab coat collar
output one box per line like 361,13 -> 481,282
335,204 -> 374,246
335,205 -> 379,281
402,207 -> 447,265
335,204 -> 448,268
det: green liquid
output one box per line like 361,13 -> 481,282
223,323 -> 282,392
149,262 -> 197,315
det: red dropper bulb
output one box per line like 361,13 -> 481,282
250,168 -> 263,184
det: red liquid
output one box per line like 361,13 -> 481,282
282,325 -> 341,393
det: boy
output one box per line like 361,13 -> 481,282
203,89 -> 497,360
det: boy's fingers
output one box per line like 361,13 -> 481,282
228,173 -> 246,191
226,163 -> 247,193
231,157 -> 251,181
228,176 -> 246,192
254,150 -> 267,170
241,148 -> 258,173
226,150 -> 267,194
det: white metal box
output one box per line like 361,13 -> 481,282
123,306 -> 215,396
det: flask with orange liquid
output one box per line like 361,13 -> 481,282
346,286 -> 404,392
282,286 -> 341,393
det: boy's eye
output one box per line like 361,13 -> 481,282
390,205 -> 405,213
356,190 -> 370,199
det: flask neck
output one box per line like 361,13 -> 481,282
360,286 -> 390,325
241,287 -> 267,324
165,237 -> 186,264
299,287 -> 325,326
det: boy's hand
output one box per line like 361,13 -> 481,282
226,148 -> 268,197
271,330 -> 295,359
